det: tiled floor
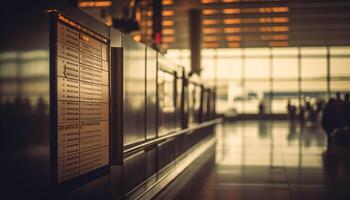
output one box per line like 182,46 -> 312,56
163,120 -> 350,200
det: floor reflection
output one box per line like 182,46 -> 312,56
166,120 -> 350,200
217,121 -> 327,168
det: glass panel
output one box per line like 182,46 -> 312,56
0,62 -> 17,78
272,47 -> 298,56
244,81 -> 270,114
301,81 -> 327,99
331,81 -> 350,93
217,58 -> 241,79
272,81 -> 299,113
301,58 -> 327,80
216,82 -> 230,114
228,81 -> 244,114
179,49 -> 190,56
201,59 -> 215,80
244,58 -> 269,79
331,57 -> 350,77
166,49 -> 180,57
202,48 -> 215,57
158,70 -> 176,135
166,49 -> 190,69
301,47 -> 327,56
330,46 -> 350,55
273,58 -> 298,79
123,36 -> 146,145
244,48 -> 269,56
217,48 -> 242,56
146,47 -> 157,139
20,60 -> 48,77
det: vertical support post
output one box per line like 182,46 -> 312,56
111,47 -> 124,165
214,49 -> 218,87
327,46 -> 331,98
298,47 -> 302,106
269,47 -> 273,114
189,9 -> 202,75
241,48 -> 245,113
152,0 -> 162,49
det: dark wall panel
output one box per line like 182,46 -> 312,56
123,151 -> 146,194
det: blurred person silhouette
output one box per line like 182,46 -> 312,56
305,100 -> 314,122
321,98 -> 339,145
344,93 -> 350,126
335,92 -> 346,128
258,100 -> 265,118
316,98 -> 325,114
287,99 -> 296,121
299,104 -> 305,123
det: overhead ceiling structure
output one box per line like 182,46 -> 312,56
145,0 -> 350,49
78,0 -> 350,49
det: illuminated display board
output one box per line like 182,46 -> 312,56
54,13 -> 110,183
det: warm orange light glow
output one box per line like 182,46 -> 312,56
136,11 -> 141,22
162,29 -> 175,35
222,0 -> 240,2
78,1 -> 112,8
261,34 -> 289,40
224,27 -> 241,33
226,36 -> 241,41
272,7 -> 289,13
260,26 -> 289,32
162,36 -> 176,43
273,17 -> 289,23
203,28 -> 221,34
147,11 -> 153,17
203,42 -> 220,48
106,16 -> 112,26
162,20 -> 174,26
146,21 -> 153,26
133,35 -> 142,42
202,9 -> 219,15
259,18 -> 273,23
203,19 -> 220,25
161,43 -> 169,49
269,41 -> 289,47
204,36 -> 220,42
218,6 -> 289,14
227,42 -> 240,48
223,19 -> 241,24
273,26 -> 289,32
162,0 -> 173,6
221,7 -> 289,15
201,0 -> 218,4
222,8 -> 240,14
162,10 -> 175,16
260,7 -> 289,13
239,17 -> 290,24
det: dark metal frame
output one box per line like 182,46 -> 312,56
111,47 -> 124,165
123,118 -> 222,155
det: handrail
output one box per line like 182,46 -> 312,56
123,118 -> 223,155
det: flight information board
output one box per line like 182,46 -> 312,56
55,13 -> 110,183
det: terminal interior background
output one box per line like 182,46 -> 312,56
1,0 -> 350,200
2,0 -> 350,115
